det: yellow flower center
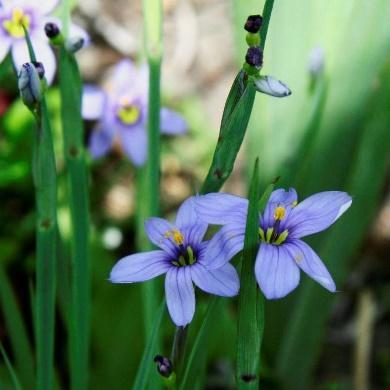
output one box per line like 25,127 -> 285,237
274,206 -> 286,221
117,98 -> 141,125
2,8 -> 31,38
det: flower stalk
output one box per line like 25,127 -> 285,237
20,28 -> 57,390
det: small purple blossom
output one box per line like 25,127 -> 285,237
82,59 -> 187,166
195,189 -> 352,299
109,196 -> 239,326
0,0 -> 88,84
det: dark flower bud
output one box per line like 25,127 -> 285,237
244,15 -> 263,33
44,22 -> 60,39
154,355 -> 173,378
245,47 -> 263,68
32,61 -> 45,79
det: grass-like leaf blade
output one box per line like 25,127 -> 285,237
58,45 -> 91,390
133,299 -> 166,390
236,159 -> 264,389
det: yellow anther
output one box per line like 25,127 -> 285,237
117,104 -> 140,125
172,229 -> 184,246
3,8 -> 30,38
165,229 -> 184,246
274,206 -> 286,220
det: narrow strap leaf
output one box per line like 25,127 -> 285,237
0,266 -> 34,388
133,299 -> 166,390
236,159 -> 264,389
58,45 -> 90,390
179,297 -> 220,390
0,344 -> 23,390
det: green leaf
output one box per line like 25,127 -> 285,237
0,266 -> 34,388
236,159 -> 264,389
133,300 -> 166,390
276,63 -> 390,389
220,70 -> 246,131
200,82 -> 256,194
58,45 -> 91,390
179,297 -> 220,390
0,344 -> 23,390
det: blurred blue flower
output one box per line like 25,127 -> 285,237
109,196 -> 239,326
82,59 -> 187,166
0,0 -> 88,84
195,189 -> 352,299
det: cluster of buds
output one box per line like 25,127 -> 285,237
44,22 -> 85,53
243,15 -> 263,73
243,15 -> 291,98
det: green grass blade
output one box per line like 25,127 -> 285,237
220,70 -> 246,131
276,64 -> 390,389
58,45 -> 91,390
133,300 -> 166,390
236,159 -> 264,389
0,266 -> 34,388
179,297 -> 220,390
279,74 -> 328,189
35,99 -> 57,390
200,82 -> 256,194
0,344 -> 23,390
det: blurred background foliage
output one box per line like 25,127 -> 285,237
0,0 -> 389,389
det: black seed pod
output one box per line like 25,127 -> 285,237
154,355 -> 173,378
44,22 -> 60,39
245,47 -> 263,68
244,15 -> 263,33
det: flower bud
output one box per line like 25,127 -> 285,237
154,355 -> 173,378
18,62 -> 43,109
254,75 -> 291,98
244,15 -> 263,33
65,36 -> 85,53
245,47 -> 263,68
44,22 -> 60,39
308,46 -> 325,77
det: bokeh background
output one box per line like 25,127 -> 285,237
0,0 -> 389,389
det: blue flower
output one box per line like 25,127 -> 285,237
195,189 -> 352,299
0,0 -> 88,84
109,196 -> 239,326
82,59 -> 187,166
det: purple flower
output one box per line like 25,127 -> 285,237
195,189 -> 352,299
109,196 -> 239,326
82,59 -> 187,166
0,0 -> 88,84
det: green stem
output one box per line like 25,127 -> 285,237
138,0 -> 163,333
260,0 -> 275,51
58,46 -> 91,390
34,98 -> 57,390
22,28 -> 57,390
236,159 -> 264,389
170,326 -> 188,379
